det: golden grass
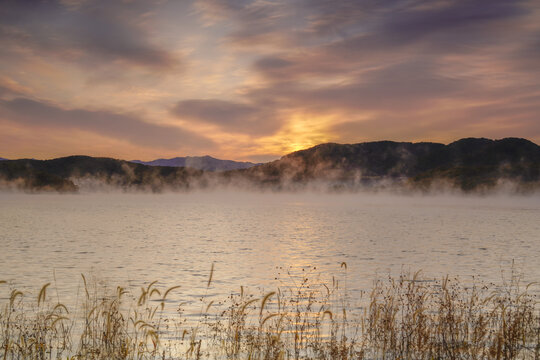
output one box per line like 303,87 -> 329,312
0,267 -> 538,359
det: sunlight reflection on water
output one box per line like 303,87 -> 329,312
1,191 -> 539,318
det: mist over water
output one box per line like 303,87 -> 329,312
1,191 -> 539,316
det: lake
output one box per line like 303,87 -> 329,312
1,191 -> 539,315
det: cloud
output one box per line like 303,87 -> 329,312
251,0 -> 533,81
248,60 -> 466,114
188,0 -> 540,149
232,0 -> 540,145
0,0 -> 180,70
330,84 -> 540,144
0,76 -> 33,97
198,0 -> 530,51
512,30 -> 540,73
307,0 -> 528,42
0,98 -> 215,150
195,0 -> 295,47
171,99 -> 281,136
377,0 -> 526,42
252,54 -> 352,83
2,0 -> 540,159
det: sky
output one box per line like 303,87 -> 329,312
1,0 -> 539,162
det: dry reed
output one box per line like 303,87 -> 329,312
0,266 -> 538,359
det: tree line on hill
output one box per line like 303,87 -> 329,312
1,138 -> 539,193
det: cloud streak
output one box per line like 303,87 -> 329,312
0,0 -> 181,70
0,98 -> 214,150
171,99 -> 281,136
1,0 -> 540,160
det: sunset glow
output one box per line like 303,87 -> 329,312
1,0 -> 539,161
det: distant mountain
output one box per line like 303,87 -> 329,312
0,156 -> 205,192
234,137 -> 540,192
0,157 -> 7,161
131,156 -> 259,171
1,138 -> 539,193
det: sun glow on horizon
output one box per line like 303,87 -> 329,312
1,1 -> 539,159
271,112 -> 336,154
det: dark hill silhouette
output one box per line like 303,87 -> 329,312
1,138 -> 539,192
0,156 -> 204,192
236,138 -> 540,191
131,155 -> 258,171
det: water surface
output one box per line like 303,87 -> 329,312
1,192 -> 539,313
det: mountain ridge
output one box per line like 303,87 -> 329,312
0,155 -> 205,192
234,137 -> 540,191
1,137 -> 539,193
130,155 -> 259,171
